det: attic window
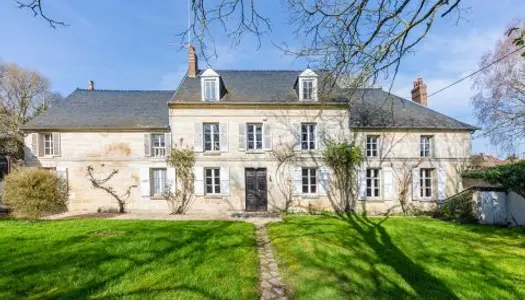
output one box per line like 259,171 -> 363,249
204,79 -> 217,100
302,79 -> 314,100
200,68 -> 221,101
298,68 -> 318,101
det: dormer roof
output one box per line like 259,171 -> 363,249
299,68 -> 318,77
200,68 -> 220,77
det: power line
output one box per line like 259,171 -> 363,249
428,45 -> 525,98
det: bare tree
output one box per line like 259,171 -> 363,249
18,1 -> 463,86
471,20 -> 525,151
87,165 -> 137,213
164,140 -> 196,214
0,62 -> 61,161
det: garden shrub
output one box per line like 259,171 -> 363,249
433,190 -> 476,223
463,161 -> 525,197
3,168 -> 67,219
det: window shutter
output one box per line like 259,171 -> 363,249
412,168 -> 420,200
238,123 -> 246,151
438,167 -> 447,201
220,123 -> 228,152
293,123 -> 301,151
318,168 -> 330,196
56,167 -> 68,193
380,136 -> 389,159
144,133 -> 151,157
52,133 -> 61,156
263,123 -> 272,151
383,167 -> 394,200
194,123 -> 203,152
293,168 -> 302,195
31,133 -> 39,157
193,166 -> 204,196
317,123 -> 326,151
167,167 -> 176,193
220,166 -> 230,195
358,168 -> 366,200
165,133 -> 172,156
38,134 -> 44,157
139,168 -> 150,197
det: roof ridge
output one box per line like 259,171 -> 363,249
76,88 -> 175,93
207,69 -> 304,72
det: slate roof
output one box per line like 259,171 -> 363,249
22,70 -> 476,131
171,69 -> 476,130
22,89 -> 173,130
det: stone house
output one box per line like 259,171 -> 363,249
21,47 -> 476,213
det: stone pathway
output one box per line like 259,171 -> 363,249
256,225 -> 287,300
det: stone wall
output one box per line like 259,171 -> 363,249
22,106 -> 473,214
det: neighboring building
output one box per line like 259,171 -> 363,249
471,153 -> 511,168
21,46 -> 476,214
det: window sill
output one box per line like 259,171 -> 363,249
150,195 -> 165,200
245,150 -> 265,154
300,194 -> 320,199
415,198 -> 436,202
204,194 -> 224,199
360,198 -> 384,203
203,151 -> 221,156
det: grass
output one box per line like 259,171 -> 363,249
0,218 -> 259,300
267,215 -> 525,300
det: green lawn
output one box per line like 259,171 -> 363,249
267,215 -> 525,300
0,219 -> 258,300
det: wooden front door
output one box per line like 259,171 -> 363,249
245,168 -> 267,211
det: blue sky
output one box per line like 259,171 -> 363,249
1,0 -> 524,157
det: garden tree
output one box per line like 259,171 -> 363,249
471,20 -> 525,151
164,140 -> 196,214
0,62 -> 61,161
270,142 -> 297,213
19,0 -> 464,86
322,140 -> 361,214
86,165 -> 137,213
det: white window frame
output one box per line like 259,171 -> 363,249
366,135 -> 379,158
302,79 -> 315,101
302,167 -> 317,194
420,135 -> 433,157
203,123 -> 220,152
247,123 -> 263,151
366,169 -> 381,198
420,168 -> 433,198
151,134 -> 166,157
43,133 -> 53,156
151,168 -> 167,196
301,123 -> 317,151
203,79 -> 218,101
205,168 -> 221,195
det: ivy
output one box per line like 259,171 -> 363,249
164,141 -> 196,214
463,161 -> 525,197
322,140 -> 362,213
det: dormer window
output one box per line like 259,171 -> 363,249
298,68 -> 318,101
302,79 -> 314,100
204,79 -> 217,100
200,68 -> 220,101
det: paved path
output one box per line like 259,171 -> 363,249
256,225 -> 288,300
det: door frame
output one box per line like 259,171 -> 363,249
244,167 -> 268,212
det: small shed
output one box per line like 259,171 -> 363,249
471,187 -> 525,226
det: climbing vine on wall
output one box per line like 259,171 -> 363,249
164,140 -> 195,214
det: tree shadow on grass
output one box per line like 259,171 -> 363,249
0,220 -> 258,300
344,214 -> 460,299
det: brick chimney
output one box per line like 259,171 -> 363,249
411,78 -> 427,106
188,45 -> 198,77
88,80 -> 95,91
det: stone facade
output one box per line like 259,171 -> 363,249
24,104 -> 472,214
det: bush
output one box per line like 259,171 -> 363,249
3,168 -> 67,219
433,191 -> 476,223
463,161 -> 525,197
